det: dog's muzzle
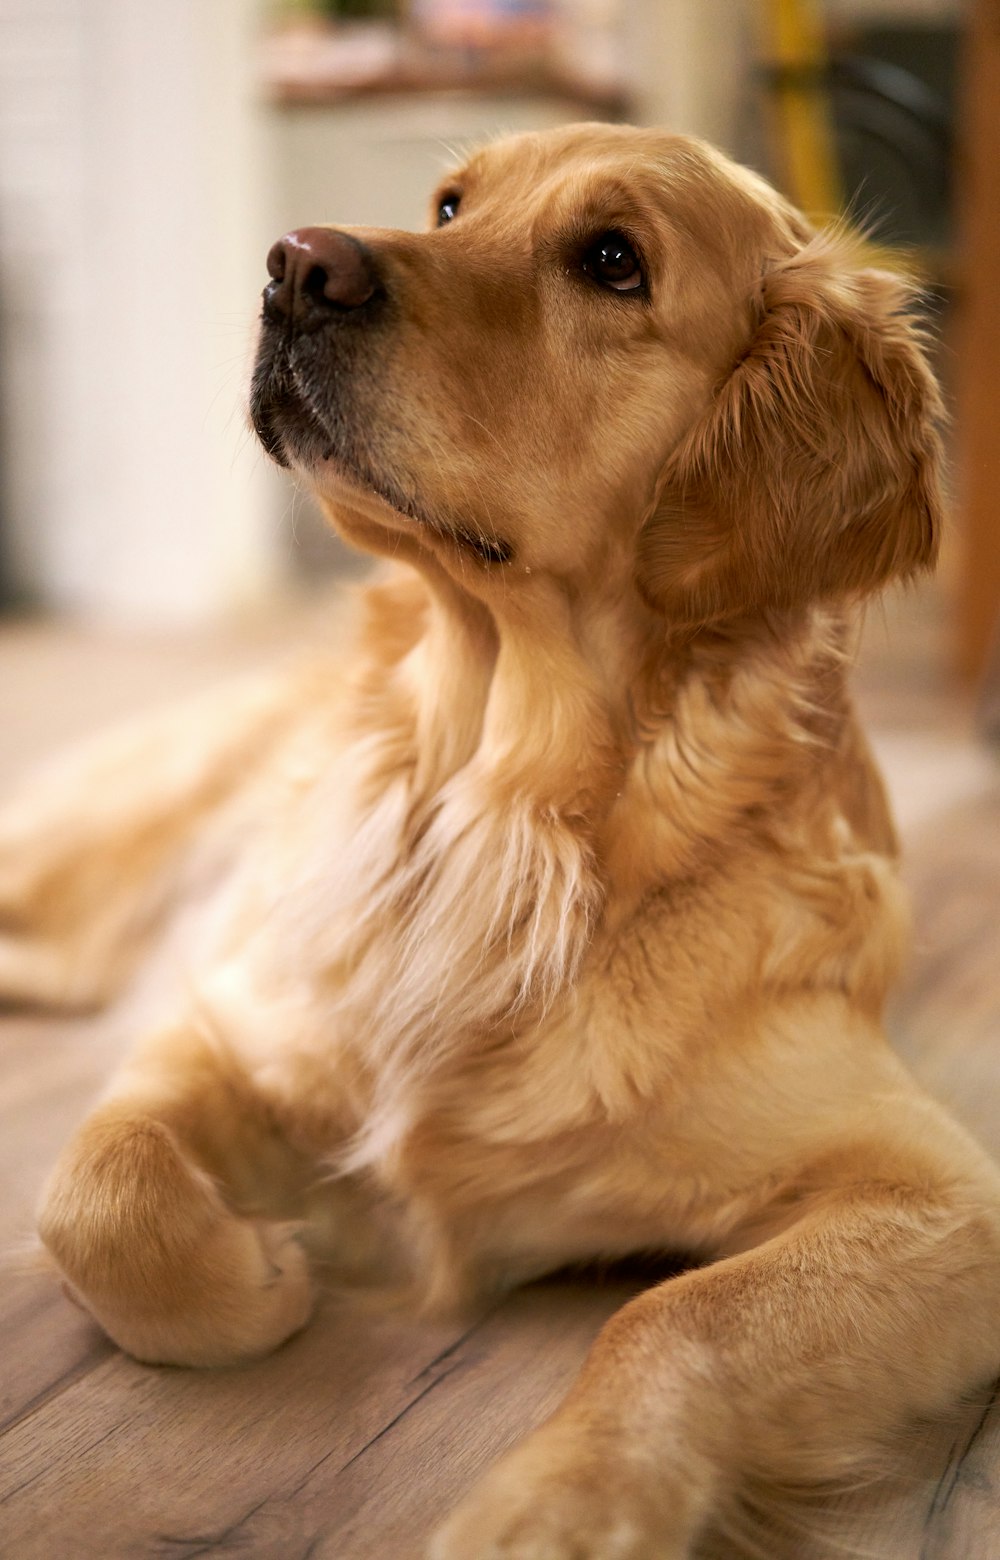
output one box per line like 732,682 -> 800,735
251,227 -> 386,469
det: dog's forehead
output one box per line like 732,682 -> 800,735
451,125 -> 785,250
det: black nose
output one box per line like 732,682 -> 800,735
264,227 -> 379,327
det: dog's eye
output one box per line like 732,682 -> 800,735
437,193 -> 461,227
582,231 -> 644,293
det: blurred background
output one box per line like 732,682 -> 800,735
0,0 -> 998,790
0,0 -> 995,661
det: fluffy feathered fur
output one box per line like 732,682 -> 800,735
2,124 -> 999,1559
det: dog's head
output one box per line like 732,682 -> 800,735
251,123 -> 942,623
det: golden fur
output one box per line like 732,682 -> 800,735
3,124 -> 999,1557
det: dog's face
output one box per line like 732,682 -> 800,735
251,123 -> 943,621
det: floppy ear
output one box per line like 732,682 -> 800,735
637,235 -> 945,623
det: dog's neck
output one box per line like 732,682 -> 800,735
304,560 -> 855,1169
392,558 -> 849,866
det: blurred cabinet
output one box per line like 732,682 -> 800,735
267,91 -> 602,236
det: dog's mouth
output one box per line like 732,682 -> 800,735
249,336 -> 513,567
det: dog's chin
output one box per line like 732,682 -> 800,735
251,382 -> 514,568
250,394 -> 321,472
321,467 -> 515,568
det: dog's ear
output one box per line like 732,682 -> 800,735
637,235 -> 945,623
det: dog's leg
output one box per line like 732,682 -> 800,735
0,669 -> 312,1010
431,1098 -> 1000,1558
37,1020 -> 315,1365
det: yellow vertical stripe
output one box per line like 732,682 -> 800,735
761,0 -> 842,220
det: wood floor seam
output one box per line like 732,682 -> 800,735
919,1379 -> 1000,1558
339,1357 -> 467,1474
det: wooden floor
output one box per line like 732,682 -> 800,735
1,587 -> 999,1559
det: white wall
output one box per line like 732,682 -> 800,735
0,0 -> 82,601
624,0 -> 751,153
0,0 -> 281,622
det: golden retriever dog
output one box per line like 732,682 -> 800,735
3,123 -> 1000,1558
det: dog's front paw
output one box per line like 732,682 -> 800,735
55,1210 -> 314,1369
40,1113 -> 315,1368
429,1424 -> 691,1560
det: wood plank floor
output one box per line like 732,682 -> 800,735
1,590 -> 998,1559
